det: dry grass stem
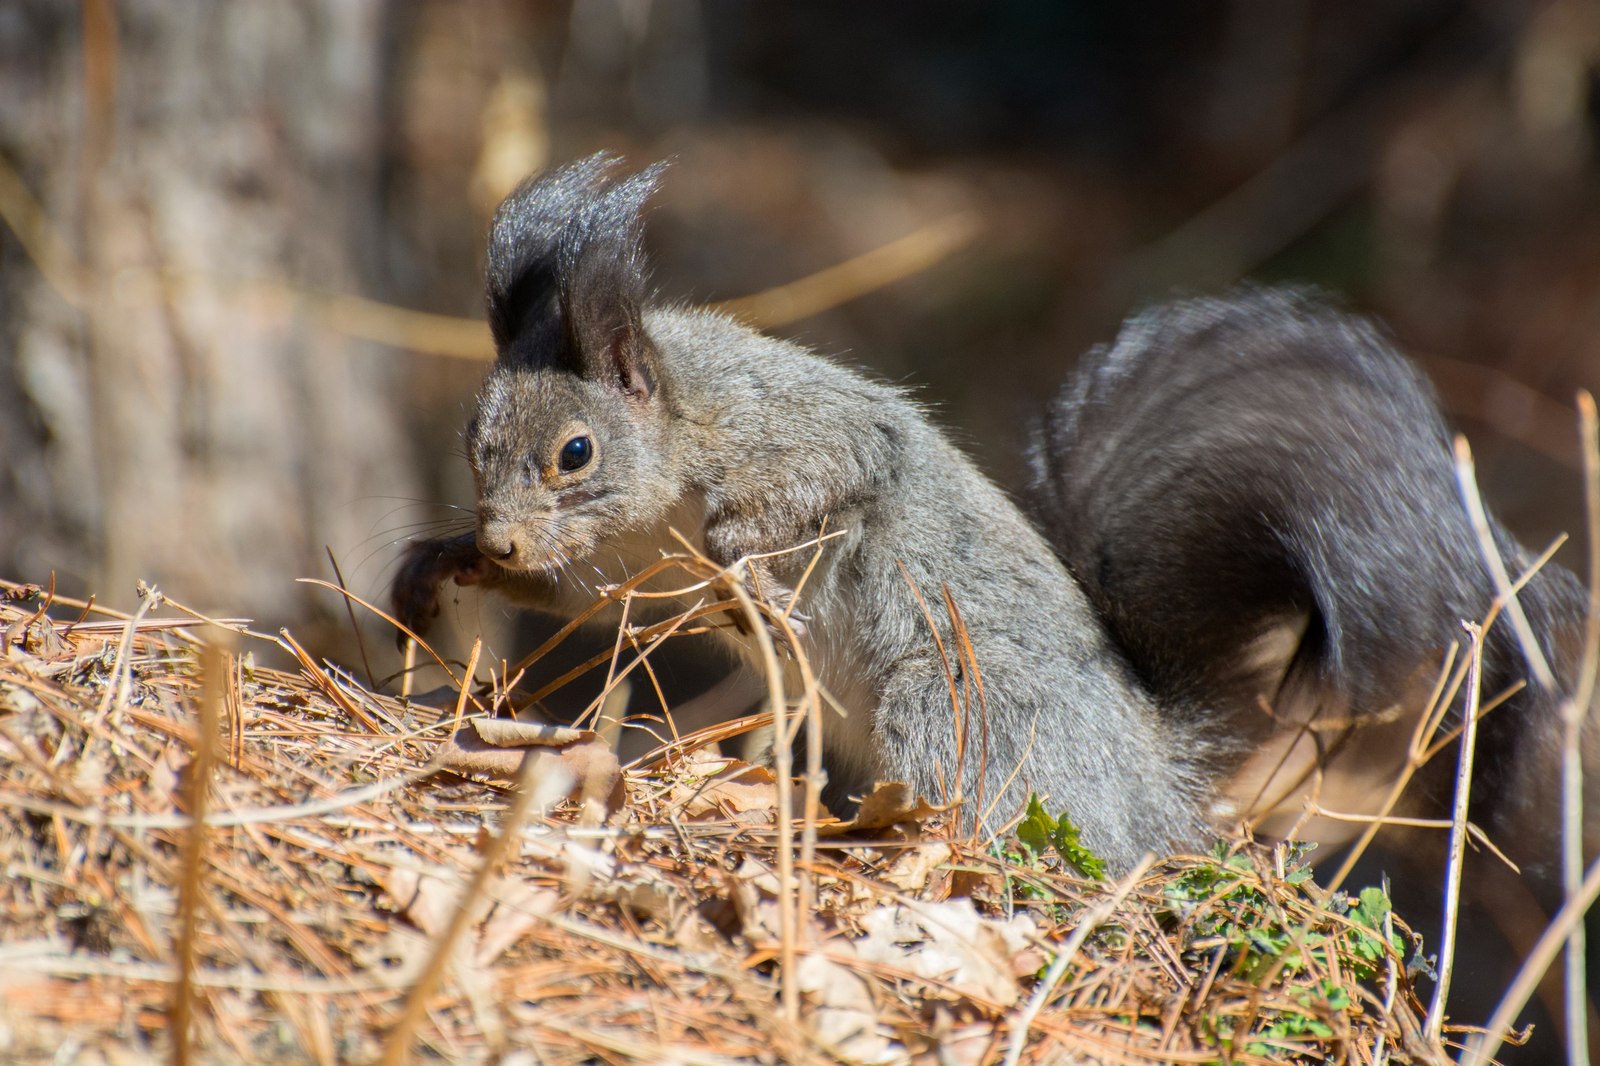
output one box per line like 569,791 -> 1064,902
1426,620 -> 1485,1046
711,213 -> 981,328
1453,436 -> 1555,690
378,749 -> 557,1066
171,639 -> 225,1064
1563,390 -> 1600,1066
1465,857 -> 1600,1066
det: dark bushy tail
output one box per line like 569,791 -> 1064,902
1027,288 -> 1585,897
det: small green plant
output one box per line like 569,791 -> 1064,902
1015,794 -> 1108,879
1164,844 -> 1404,980
1331,883 -> 1407,982
1162,845 -> 1409,1060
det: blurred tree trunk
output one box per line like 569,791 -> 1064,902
0,0 -> 419,631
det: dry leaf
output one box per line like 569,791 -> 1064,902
146,744 -> 186,807
591,874 -> 680,928
673,758 -> 779,821
475,879 -> 560,967
71,750 -> 110,795
920,1007 -> 1000,1066
464,718 -> 590,748
879,841 -> 954,895
5,616 -> 70,662
372,851 -> 561,968
375,862 -> 462,936
948,867 -> 1007,904
728,858 -> 783,941
797,954 -> 902,1064
821,781 -> 947,835
856,900 -> 1040,1007
437,716 -> 623,813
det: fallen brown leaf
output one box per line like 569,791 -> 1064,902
437,716 -> 624,814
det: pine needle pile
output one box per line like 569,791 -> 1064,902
0,576 -> 1454,1064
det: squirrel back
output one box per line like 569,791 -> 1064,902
1027,290 -> 1590,898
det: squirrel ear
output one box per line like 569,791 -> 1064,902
484,155 -> 665,403
486,153 -> 620,353
556,163 -> 665,402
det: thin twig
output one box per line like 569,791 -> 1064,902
717,565 -> 800,1022
1002,856 -> 1154,1066
712,213 -> 980,328
895,562 -> 964,814
1455,435 -> 1556,689
1563,390 -> 1599,1066
91,583 -> 162,725
1465,855 -> 1600,1066
296,578 -> 487,715
1324,530 -> 1564,895
1426,619 -> 1484,1046
327,546 -> 378,691
0,766 -> 438,830
278,629 -> 384,735
451,638 -> 482,738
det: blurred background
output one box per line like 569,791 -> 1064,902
3,0 -> 1599,1051
3,0 -> 1599,644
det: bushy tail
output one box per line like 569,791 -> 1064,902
1027,289 -> 1585,895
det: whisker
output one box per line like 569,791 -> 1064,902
366,518 -> 476,543
342,521 -> 475,575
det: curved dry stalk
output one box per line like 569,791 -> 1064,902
710,213 -> 980,328
377,750 -> 559,1066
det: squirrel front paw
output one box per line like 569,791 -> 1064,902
776,606 -> 810,642
727,570 -> 809,649
390,534 -> 488,647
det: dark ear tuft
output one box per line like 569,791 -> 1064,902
484,154 -> 665,401
556,163 -> 665,400
486,153 -> 621,351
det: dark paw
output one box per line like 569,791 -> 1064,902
390,534 -> 483,648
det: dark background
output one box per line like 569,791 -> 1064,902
2,2 -> 1598,1053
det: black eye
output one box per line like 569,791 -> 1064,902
557,435 -> 593,473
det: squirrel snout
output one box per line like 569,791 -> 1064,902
476,520 -> 521,567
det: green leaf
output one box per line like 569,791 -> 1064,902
1015,794 -> 1108,879
1015,795 -> 1056,859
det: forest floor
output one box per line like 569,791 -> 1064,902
0,576 -> 1473,1064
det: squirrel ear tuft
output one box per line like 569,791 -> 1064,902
485,154 -> 665,401
556,163 -> 665,401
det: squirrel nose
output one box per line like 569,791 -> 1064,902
476,520 -> 519,565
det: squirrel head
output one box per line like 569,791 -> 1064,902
468,154 -> 674,574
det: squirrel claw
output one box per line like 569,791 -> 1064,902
777,608 -> 810,642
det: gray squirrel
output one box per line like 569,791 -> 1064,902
393,155 -> 1594,893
